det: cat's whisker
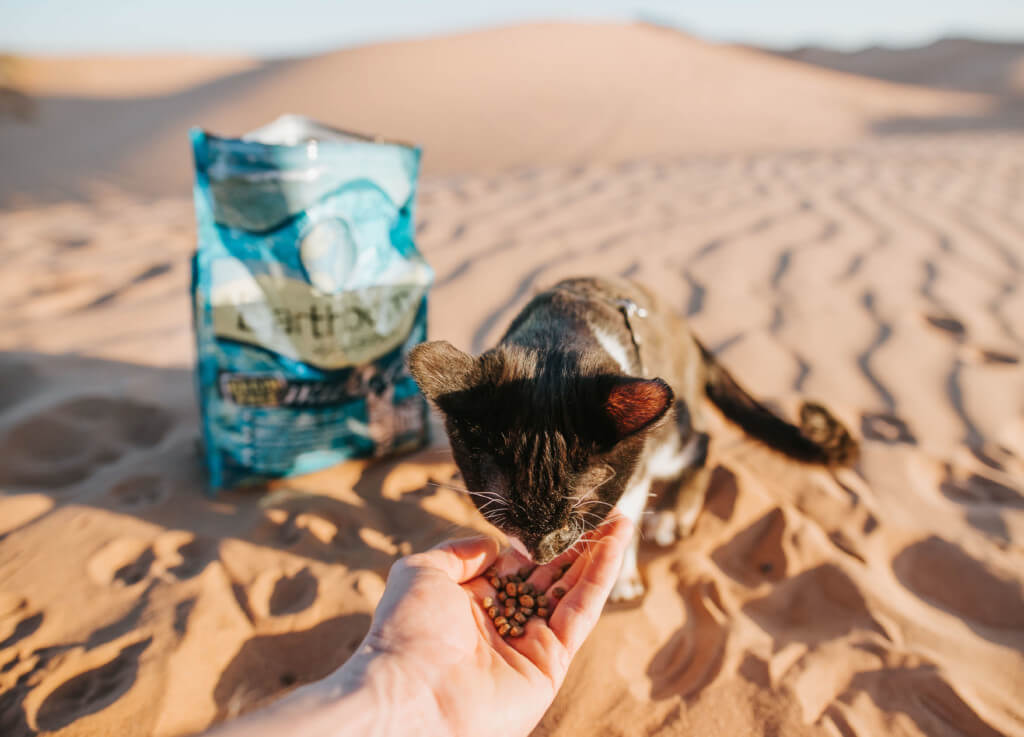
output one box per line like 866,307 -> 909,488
425,480 -> 473,495
576,499 -> 617,512
476,499 -> 507,512
578,512 -> 609,528
570,495 -> 616,508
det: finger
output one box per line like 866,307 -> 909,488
549,515 -> 634,654
509,620 -> 570,682
403,536 -> 501,583
492,550 -> 533,579
525,548 -> 580,593
544,510 -> 631,592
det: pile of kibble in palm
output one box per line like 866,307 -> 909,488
482,566 -> 566,638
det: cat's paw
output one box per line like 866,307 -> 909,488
643,510 -> 678,547
609,570 -> 645,602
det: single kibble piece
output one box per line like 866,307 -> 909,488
482,596 -> 494,608
487,606 -> 500,618
536,595 -> 548,607
513,611 -> 527,624
537,607 -> 549,618
509,625 -> 524,637
551,586 -> 566,599
505,582 -> 517,596
497,591 -> 508,602
489,576 -> 501,588
497,623 -> 511,636
504,605 -> 516,618
493,615 -> 508,627
518,594 -> 535,608
521,608 -> 533,617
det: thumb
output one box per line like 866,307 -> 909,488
401,536 -> 501,583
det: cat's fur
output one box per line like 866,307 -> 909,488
409,277 -> 857,600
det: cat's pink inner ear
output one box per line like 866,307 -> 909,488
603,378 -> 674,438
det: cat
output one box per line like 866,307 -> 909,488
408,276 -> 858,600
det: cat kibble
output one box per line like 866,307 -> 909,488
484,571 -> 564,638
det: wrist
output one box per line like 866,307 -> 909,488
318,646 -> 448,737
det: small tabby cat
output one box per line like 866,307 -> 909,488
409,277 -> 857,600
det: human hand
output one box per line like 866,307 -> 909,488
201,515 -> 633,737
351,515 -> 634,737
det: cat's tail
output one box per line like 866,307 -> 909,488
698,340 -> 859,467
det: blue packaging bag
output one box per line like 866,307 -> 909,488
190,116 -> 432,492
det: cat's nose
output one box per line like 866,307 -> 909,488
536,528 -> 576,564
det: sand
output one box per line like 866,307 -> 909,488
1,21 -> 1023,737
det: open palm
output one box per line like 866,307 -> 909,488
364,516 -> 633,737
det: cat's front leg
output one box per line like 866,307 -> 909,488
609,474 -> 650,602
609,531 -> 644,601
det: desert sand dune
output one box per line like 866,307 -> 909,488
767,37 -> 1024,136
769,37 -> 1024,96
0,22 -> 995,205
1,21 -> 1024,737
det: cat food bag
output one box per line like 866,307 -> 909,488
190,115 -> 432,493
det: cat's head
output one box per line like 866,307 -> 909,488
409,340 -> 673,563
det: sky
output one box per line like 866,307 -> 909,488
1,0 -> 1022,56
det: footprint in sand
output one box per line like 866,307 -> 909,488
0,397 -> 173,489
213,614 -> 371,718
0,595 -> 43,652
108,475 -> 167,509
711,507 -> 790,585
0,356 -> 42,412
823,665 -> 1006,737
248,568 -> 320,619
154,531 -> 219,580
743,564 -> 890,647
893,536 -> 1024,632
34,638 -> 151,732
86,539 -> 155,587
647,580 -> 728,700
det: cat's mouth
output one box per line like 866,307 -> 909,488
506,527 -> 582,565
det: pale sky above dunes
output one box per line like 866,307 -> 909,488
1,0 -> 1022,56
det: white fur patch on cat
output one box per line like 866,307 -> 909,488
615,476 -> 649,525
591,325 -> 633,374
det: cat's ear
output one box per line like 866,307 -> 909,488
599,377 -> 674,442
407,341 -> 478,402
